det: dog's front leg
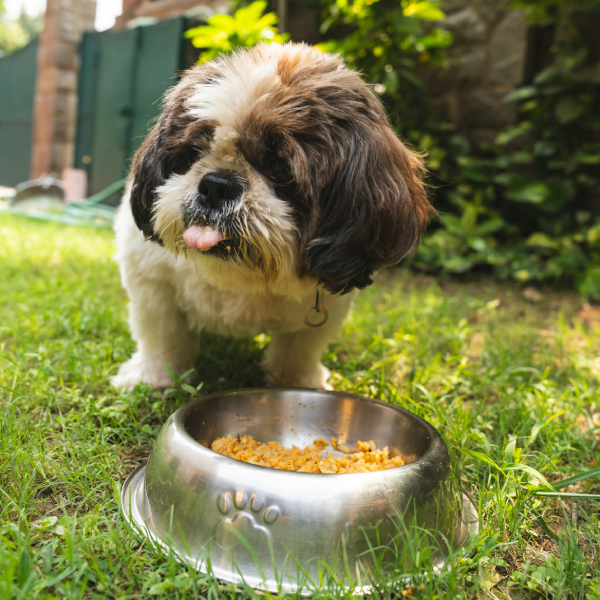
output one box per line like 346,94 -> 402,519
111,282 -> 199,392
261,295 -> 353,390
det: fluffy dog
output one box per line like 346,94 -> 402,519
111,43 -> 431,392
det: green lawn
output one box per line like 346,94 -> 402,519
1,213 -> 599,599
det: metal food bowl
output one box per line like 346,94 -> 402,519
121,389 -> 478,593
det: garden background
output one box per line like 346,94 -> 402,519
1,0 -> 600,598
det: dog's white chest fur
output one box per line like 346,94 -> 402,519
177,271 -> 316,339
115,202 -> 336,337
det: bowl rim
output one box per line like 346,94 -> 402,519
169,387 -> 449,479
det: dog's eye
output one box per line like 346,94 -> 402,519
262,147 -> 295,186
269,160 -> 295,186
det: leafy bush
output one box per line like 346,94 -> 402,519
185,0 -> 287,64
418,0 -> 600,297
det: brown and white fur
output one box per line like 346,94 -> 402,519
111,43 -> 431,392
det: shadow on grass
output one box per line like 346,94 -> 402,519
192,330 -> 267,395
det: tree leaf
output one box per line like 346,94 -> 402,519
207,14 -> 236,34
504,85 -> 538,102
554,96 -> 585,124
442,213 -> 465,237
415,28 -> 453,48
574,149 -> 600,164
536,179 -> 573,213
460,204 -> 478,233
496,122 -> 533,145
403,1 -> 445,20
526,232 -> 556,249
236,0 -> 269,26
181,384 -> 198,396
506,181 -> 549,204
472,218 -> 505,237
468,237 -> 487,252
443,255 -> 476,272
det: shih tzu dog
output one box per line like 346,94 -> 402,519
111,43 -> 431,392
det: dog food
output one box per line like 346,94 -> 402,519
211,436 -> 405,473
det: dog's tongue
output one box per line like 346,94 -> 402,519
183,226 -> 225,251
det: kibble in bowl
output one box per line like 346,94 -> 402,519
211,435 -> 406,473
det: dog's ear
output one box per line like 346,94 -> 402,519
129,68 -> 217,241
301,125 -> 432,295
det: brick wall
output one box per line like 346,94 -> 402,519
114,0 -> 228,29
31,0 -> 96,178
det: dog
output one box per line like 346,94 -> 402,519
111,43 -> 431,392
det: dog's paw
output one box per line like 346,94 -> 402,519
110,352 -> 178,392
262,361 -> 333,390
308,364 -> 333,390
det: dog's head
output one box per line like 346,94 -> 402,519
130,43 -> 432,296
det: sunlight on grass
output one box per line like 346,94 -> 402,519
1,214 -> 599,598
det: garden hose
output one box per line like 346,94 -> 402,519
1,178 -> 126,228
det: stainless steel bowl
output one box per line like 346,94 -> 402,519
121,389 -> 478,593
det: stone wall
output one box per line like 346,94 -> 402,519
421,0 -> 529,145
31,0 -> 96,178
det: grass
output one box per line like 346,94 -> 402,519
1,212 -> 599,599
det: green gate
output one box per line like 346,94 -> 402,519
0,39 -> 38,187
75,18 -> 188,200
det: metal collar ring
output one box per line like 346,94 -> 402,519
304,307 -> 329,328
304,289 -> 328,328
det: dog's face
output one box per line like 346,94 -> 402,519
129,43 -> 431,296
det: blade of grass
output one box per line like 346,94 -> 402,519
457,448 -> 501,471
550,467 -> 600,491
535,516 -> 558,542
505,464 -> 554,491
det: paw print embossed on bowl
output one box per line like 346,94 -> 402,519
121,388 -> 478,593
213,491 -> 279,551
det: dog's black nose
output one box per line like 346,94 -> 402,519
198,171 -> 243,208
